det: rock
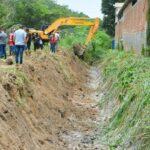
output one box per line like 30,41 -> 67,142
28,64 -> 35,72
79,87 -> 83,91
3,110 -> 9,114
2,82 -> 13,92
8,73 -> 16,80
58,109 -> 65,118
6,58 -> 13,65
45,138 -> 53,143
38,139 -> 45,145
81,135 -> 96,144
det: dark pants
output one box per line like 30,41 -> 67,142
0,44 -> 6,59
50,43 -> 56,53
34,42 -> 39,51
55,42 -> 58,51
15,45 -> 24,64
0,45 -> 3,58
10,46 -> 15,55
26,42 -> 31,50
39,44 -> 43,50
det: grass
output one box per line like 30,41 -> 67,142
59,26 -> 88,48
147,0 -> 150,46
99,50 -> 150,149
0,64 -> 30,107
84,31 -> 112,64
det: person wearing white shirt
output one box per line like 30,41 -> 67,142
14,25 -> 26,65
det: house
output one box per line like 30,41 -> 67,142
114,3 -> 124,23
115,0 -> 149,52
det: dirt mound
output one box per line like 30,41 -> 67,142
0,50 -> 101,150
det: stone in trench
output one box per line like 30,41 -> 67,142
6,58 -> 13,65
81,135 -> 96,144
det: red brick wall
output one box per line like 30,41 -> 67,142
115,0 -> 148,51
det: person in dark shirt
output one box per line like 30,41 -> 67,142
32,33 -> 40,51
25,28 -> 32,55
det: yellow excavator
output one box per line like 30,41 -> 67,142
29,17 -> 100,47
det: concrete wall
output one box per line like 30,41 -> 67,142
115,0 -> 148,52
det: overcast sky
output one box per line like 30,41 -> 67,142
56,0 -> 103,19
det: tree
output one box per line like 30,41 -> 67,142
0,0 -> 16,27
102,0 -> 125,37
0,0 -> 88,29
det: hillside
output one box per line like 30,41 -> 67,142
0,0 -> 87,29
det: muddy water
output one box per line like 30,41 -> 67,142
61,67 -> 108,150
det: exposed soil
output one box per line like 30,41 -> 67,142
0,50 -> 109,150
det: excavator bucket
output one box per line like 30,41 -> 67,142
73,43 -> 85,59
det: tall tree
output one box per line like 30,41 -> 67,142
102,0 -> 125,37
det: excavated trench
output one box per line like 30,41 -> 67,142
61,66 -> 108,150
0,51 -> 110,150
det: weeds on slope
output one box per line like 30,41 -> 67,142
84,31 -> 111,64
59,26 -> 88,48
59,27 -> 112,64
100,50 -> 150,149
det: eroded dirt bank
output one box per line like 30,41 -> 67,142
0,50 -> 109,150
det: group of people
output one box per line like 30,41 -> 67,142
0,25 -> 60,66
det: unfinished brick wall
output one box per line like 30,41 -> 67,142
115,0 -> 148,52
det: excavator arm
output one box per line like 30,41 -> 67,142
44,17 -> 100,47
30,17 -> 100,46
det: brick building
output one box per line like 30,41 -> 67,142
115,0 -> 149,52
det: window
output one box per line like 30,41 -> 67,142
132,0 -> 137,6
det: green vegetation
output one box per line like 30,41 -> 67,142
141,46 -> 150,57
100,50 -> 150,149
0,0 -> 87,29
102,0 -> 125,36
59,27 -> 112,64
59,27 -> 88,48
147,0 -> 150,46
143,0 -> 150,57
84,31 -> 111,64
